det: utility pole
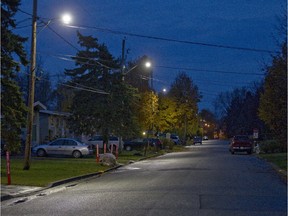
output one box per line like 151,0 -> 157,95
121,38 -> 126,81
23,0 -> 37,170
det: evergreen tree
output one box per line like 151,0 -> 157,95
65,31 -> 139,140
1,0 -> 28,152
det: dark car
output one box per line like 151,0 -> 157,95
32,138 -> 93,158
123,138 -> 162,151
193,136 -> 202,145
229,135 -> 253,154
146,138 -> 163,149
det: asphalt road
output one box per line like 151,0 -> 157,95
1,140 -> 287,216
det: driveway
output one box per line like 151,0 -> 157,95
1,139 -> 287,216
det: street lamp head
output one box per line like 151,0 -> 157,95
61,13 -> 72,24
145,61 -> 151,68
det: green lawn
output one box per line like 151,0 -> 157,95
258,153 -> 287,171
1,148 -> 183,187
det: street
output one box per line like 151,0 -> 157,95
1,140 -> 287,216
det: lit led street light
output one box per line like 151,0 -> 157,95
61,13 -> 72,24
145,61 -> 151,68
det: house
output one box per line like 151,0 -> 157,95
30,101 -> 72,145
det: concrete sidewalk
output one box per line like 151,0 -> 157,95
1,185 -> 44,201
1,164 -> 123,202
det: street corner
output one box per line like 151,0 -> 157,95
1,185 -> 43,201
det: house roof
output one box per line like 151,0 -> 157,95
33,101 -> 47,110
39,110 -> 70,117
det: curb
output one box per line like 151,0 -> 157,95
1,164 -> 123,202
1,152 -> 167,202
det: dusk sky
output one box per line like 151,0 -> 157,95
15,0 -> 286,111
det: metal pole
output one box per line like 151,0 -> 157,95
23,0 -> 37,170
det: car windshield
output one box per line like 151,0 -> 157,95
109,137 -> 118,141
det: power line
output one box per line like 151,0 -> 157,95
18,9 -> 279,55
156,65 -> 265,76
68,24 -> 280,55
20,70 -> 110,95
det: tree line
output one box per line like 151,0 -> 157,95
1,0 -> 286,153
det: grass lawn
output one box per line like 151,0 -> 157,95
258,153 -> 287,171
1,147 -> 185,187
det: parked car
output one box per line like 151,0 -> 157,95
229,135 -> 253,155
158,133 -> 181,145
123,138 -> 144,151
170,134 -> 181,145
123,138 -> 162,151
146,138 -> 163,149
203,136 -> 209,140
87,135 -> 120,150
193,136 -> 202,145
32,138 -> 92,158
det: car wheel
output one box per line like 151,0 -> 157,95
72,150 -> 82,158
125,145 -> 132,151
231,151 -> 235,155
37,149 -> 46,157
247,150 -> 252,155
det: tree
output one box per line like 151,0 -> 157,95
65,31 -> 140,140
168,72 -> 201,139
198,109 -> 217,138
124,56 -> 151,92
215,84 -> 267,138
1,0 -> 28,153
259,42 -> 287,151
155,95 -> 179,132
137,91 -> 159,134
16,58 -> 54,109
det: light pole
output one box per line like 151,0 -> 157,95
23,1 -> 72,170
23,0 -> 37,170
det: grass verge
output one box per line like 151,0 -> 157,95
1,147 -> 185,187
258,153 -> 287,171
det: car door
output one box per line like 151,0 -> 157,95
63,139 -> 78,155
46,139 -> 65,155
88,136 -> 103,148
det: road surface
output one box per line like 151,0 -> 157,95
1,140 -> 287,216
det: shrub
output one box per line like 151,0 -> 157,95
161,138 -> 174,150
259,140 -> 283,153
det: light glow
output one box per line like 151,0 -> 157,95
62,13 -> 72,24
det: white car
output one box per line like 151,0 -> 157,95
32,138 -> 92,158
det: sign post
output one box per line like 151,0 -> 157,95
253,128 -> 259,139
6,151 -> 11,185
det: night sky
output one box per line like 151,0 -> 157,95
15,0 -> 286,111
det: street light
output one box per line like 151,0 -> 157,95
61,13 -> 72,25
122,60 -> 151,81
23,0 -> 72,170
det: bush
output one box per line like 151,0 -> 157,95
161,138 -> 174,150
259,140 -> 283,153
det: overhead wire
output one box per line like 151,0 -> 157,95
67,24 -> 280,55
19,70 -> 110,95
16,8 -> 270,101
17,9 -> 279,55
